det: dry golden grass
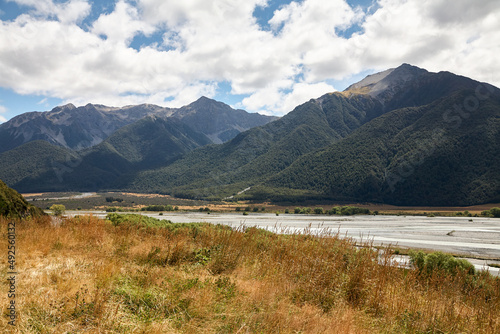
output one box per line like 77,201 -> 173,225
0,215 -> 499,333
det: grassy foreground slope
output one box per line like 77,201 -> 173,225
1,214 -> 498,333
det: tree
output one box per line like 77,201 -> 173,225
50,204 -> 65,216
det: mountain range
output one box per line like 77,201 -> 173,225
0,96 -> 275,153
0,64 -> 499,206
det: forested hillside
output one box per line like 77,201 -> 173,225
0,179 -> 44,218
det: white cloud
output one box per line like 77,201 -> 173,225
339,0 -> 500,84
0,105 -> 7,123
0,0 -> 499,116
92,1 -> 155,45
241,81 -> 336,115
8,0 -> 91,24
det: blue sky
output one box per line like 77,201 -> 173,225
0,0 -> 499,122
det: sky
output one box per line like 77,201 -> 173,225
0,0 -> 499,122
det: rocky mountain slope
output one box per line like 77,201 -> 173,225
0,97 -> 276,153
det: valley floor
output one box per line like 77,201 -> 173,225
23,191 -> 500,215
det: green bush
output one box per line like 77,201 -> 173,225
141,205 -> 173,212
409,250 -> 475,276
481,207 -> 500,218
339,206 -> 370,216
300,207 -> 312,214
327,207 -> 339,215
314,207 -> 324,214
106,213 -> 206,231
106,197 -> 123,203
50,204 -> 65,216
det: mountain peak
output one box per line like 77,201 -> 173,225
190,96 -> 225,107
182,96 -> 233,114
51,103 -> 76,113
196,96 -> 212,102
343,64 -> 428,98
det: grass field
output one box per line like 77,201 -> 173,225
1,214 -> 499,333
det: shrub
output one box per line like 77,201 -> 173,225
106,213 -> 206,231
141,205 -> 169,212
300,207 -> 312,214
339,206 -> 370,216
481,207 -> 500,218
294,207 -> 301,214
409,250 -> 475,276
106,197 -> 123,203
314,207 -> 324,214
50,204 -> 65,216
284,208 -> 289,214
327,207 -> 339,215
